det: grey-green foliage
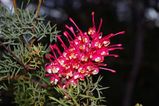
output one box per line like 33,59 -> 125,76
0,4 -> 58,105
14,74 -> 47,106
49,76 -> 108,106
0,4 -> 58,44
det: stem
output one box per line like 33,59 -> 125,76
71,94 -> 80,106
79,94 -> 97,100
0,74 -> 48,88
13,0 -> 17,14
0,41 -> 33,72
49,96 -> 69,106
35,0 -> 43,18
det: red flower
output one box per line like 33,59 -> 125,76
45,12 -> 124,88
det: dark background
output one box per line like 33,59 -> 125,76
2,0 -> 159,106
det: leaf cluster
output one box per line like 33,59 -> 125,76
14,74 -> 47,106
49,76 -> 108,106
0,4 -> 58,105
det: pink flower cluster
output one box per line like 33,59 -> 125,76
45,12 -> 124,88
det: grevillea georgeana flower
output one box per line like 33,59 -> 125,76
45,12 -> 125,88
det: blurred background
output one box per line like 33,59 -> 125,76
1,0 -> 159,106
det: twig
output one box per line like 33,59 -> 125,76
13,0 -> 17,14
0,42 -> 48,88
35,0 -> 43,18
0,73 -> 48,88
0,41 -> 30,72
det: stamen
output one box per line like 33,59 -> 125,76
114,31 -> 125,36
99,67 -> 116,73
69,18 -> 82,34
108,44 -> 122,48
108,47 -> 123,51
105,33 -> 114,39
63,31 -> 72,42
107,54 -> 119,58
95,63 -> 107,66
65,25 -> 77,37
50,45 -> 57,58
103,31 -> 125,40
57,36 -> 67,49
50,45 -> 62,58
97,18 -> 103,33
54,45 -> 62,56
91,11 -> 95,27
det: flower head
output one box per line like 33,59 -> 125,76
45,12 -> 124,88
